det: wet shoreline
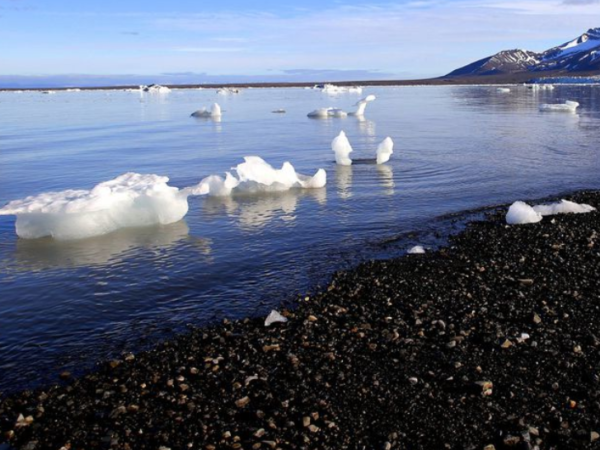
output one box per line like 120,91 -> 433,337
1,190 -> 599,449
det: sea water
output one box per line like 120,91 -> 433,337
1,85 -> 599,391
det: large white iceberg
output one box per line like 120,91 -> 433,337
188,157 -> 327,197
533,199 -> 596,216
0,173 -> 197,240
506,201 -> 543,225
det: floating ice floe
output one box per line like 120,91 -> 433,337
66,88 -> 81,92
143,84 -> 171,93
539,100 -> 579,112
307,95 -> 376,119
187,157 -> 327,197
532,199 -> 596,216
217,87 -> 240,95
272,109 -> 286,114
0,173 -> 203,240
322,84 -> 363,95
332,131 -> 394,166
191,103 -> 222,118
41,91 -> 56,95
497,88 -> 511,93
506,201 -> 543,225
408,245 -> 426,254
265,310 -> 288,327
527,84 -> 555,91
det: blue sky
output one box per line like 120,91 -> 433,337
1,0 -> 598,84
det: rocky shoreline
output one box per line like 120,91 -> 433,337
1,191 -> 599,450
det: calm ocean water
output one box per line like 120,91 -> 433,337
1,85 -> 599,392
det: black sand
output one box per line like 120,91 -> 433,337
1,191 -> 599,450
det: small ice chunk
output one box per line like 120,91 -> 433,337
506,201 -> 543,225
376,137 -> 394,164
350,95 -> 376,116
265,310 -> 288,327
144,84 -> 170,93
191,103 -> 221,118
332,131 -> 353,166
272,109 -> 286,114
532,199 -> 596,216
408,245 -> 425,254
497,88 -> 511,93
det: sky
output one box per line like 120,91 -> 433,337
0,0 -> 599,86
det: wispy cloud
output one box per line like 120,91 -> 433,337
1,0 -> 598,78
172,47 -> 246,53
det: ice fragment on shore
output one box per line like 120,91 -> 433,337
408,245 -> 425,254
265,310 -> 288,327
332,131 -> 353,166
0,173 -> 198,240
506,201 -> 543,225
532,199 -> 595,216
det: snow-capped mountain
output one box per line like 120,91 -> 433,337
447,28 -> 600,77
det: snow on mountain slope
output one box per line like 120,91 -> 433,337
447,28 -> 600,77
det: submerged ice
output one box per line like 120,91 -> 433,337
188,157 -> 327,197
0,173 -> 198,240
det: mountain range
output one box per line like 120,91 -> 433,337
447,28 -> 600,78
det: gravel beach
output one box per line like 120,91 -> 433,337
1,191 -> 599,450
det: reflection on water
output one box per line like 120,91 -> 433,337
192,115 -> 223,133
376,164 -> 395,196
335,165 -> 353,199
201,189 -> 327,229
6,221 -> 211,271
355,115 -> 376,136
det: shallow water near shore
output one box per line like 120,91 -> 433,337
1,85 -> 599,392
